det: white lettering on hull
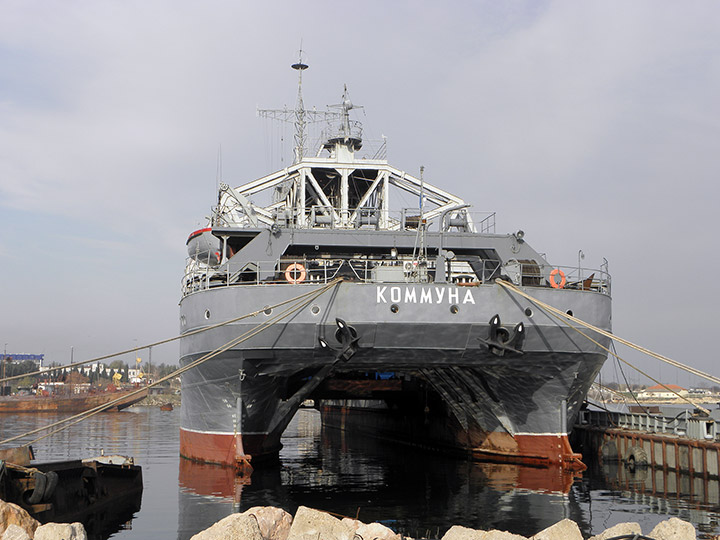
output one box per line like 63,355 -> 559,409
376,286 -> 476,305
377,286 -> 387,303
391,287 -> 401,302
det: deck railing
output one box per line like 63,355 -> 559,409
182,256 -> 611,297
578,408 -> 718,442
506,262 -> 611,295
280,208 -> 497,233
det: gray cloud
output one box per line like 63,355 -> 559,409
1,1 -> 718,387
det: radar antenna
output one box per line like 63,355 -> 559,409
257,51 -> 361,163
291,49 -> 308,162
326,85 -> 363,150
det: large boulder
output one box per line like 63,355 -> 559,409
287,506 -> 354,540
483,532 -> 527,540
442,525 -> 526,540
243,507 -> 293,540
649,518 -> 696,540
1,524 -> 31,540
190,513 -> 264,540
589,522 -> 642,540
341,518 -> 401,540
442,525 -> 486,540
0,501 -> 39,538
530,519 -> 582,540
34,522 -> 87,540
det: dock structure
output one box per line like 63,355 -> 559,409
573,406 -> 720,479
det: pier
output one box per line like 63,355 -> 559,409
573,404 -> 720,482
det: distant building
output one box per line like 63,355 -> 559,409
79,363 -> 107,376
688,388 -> 713,396
637,384 -> 688,400
128,368 -> 145,384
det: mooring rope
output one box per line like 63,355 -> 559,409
590,381 -> 677,424
0,283 -> 339,385
591,381 -> 627,401
0,279 -> 342,448
496,279 -> 711,415
606,342 -> 670,418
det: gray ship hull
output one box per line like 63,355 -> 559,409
180,76 -> 613,470
179,281 -> 611,469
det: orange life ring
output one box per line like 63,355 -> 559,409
549,268 -> 566,289
284,263 -> 306,284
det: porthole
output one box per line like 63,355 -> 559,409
566,309 -> 573,317
311,305 -> 321,315
263,306 -> 273,316
450,305 -> 459,314
525,308 -> 533,317
390,304 -> 399,314
204,310 -> 211,320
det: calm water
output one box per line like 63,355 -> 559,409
2,407 -> 720,539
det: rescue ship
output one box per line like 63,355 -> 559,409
179,60 -> 611,470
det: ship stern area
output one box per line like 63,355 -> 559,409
179,331 -> 608,472
178,282 -> 610,472
318,347 -> 608,472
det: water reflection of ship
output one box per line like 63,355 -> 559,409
178,459 -> 250,501
177,410 -> 588,539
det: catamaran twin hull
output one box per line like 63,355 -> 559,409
179,280 -> 611,470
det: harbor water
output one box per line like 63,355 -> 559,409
2,407 -> 720,539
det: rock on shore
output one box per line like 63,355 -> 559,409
0,501 -> 87,540
189,506 -> 698,540
0,500 -> 699,540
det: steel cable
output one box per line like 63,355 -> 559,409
0,283 -> 340,385
0,279 -> 342,448
496,279 -> 710,414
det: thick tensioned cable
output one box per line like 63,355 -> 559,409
0,283 -> 338,385
496,279 -> 711,415
592,381 -> 627,401
0,279 -> 342,448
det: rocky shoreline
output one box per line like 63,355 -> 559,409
0,500 -> 86,540
0,501 -> 699,539
188,505 -> 698,540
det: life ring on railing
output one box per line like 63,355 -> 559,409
549,268 -> 566,289
284,263 -> 306,284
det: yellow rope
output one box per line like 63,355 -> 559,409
0,284 -> 336,385
0,279 -> 342,448
496,279 -> 711,415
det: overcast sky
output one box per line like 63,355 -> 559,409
1,1 -> 718,387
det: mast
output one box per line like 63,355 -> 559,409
417,166 -> 428,282
258,51 -> 353,164
291,50 -> 308,163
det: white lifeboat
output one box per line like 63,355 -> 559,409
186,228 -> 221,266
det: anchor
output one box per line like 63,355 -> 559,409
319,318 -> 360,362
478,314 -> 525,357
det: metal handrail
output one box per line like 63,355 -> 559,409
579,409 -> 718,441
260,208 -> 498,233
183,256 -> 502,294
182,257 -> 610,297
